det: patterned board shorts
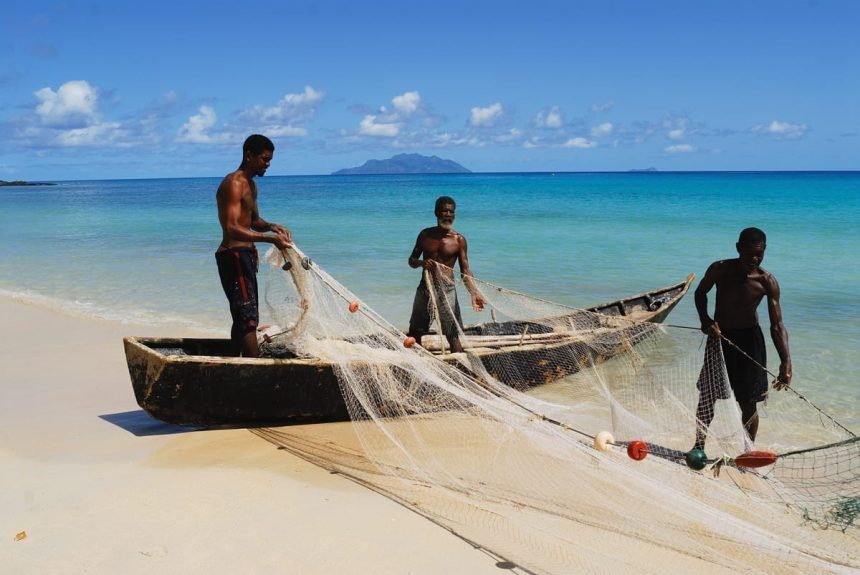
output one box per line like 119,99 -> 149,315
215,247 -> 259,337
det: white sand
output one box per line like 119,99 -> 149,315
4,295 -> 854,575
0,296 -> 504,574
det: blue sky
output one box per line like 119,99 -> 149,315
1,1 -> 858,179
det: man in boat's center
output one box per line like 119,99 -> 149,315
215,134 -> 292,357
407,196 -> 485,353
692,227 -> 792,451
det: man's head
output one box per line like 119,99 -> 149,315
738,227 -> 766,246
242,134 -> 275,177
736,227 -> 767,273
434,196 -> 456,230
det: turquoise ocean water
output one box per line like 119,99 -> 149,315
2,172 -> 858,429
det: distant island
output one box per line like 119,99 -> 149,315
332,153 -> 471,175
0,180 -> 56,187
627,168 -> 658,173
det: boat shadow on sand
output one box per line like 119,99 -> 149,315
99,409 -> 205,436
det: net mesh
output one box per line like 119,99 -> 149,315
255,247 -> 859,574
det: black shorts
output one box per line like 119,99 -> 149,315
721,326 -> 769,403
697,326 -> 769,403
215,247 -> 259,338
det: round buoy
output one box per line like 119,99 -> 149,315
348,300 -> 360,313
403,336 -> 416,348
685,448 -> 708,470
593,431 -> 615,452
626,440 -> 648,461
733,450 -> 778,469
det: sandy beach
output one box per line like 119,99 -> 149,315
0,296 -> 505,574
4,294 -> 858,575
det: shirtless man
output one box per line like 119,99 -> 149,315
407,196 -> 485,353
215,134 -> 292,357
693,227 -> 792,450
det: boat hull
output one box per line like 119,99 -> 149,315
124,275 -> 694,426
124,337 -> 349,426
437,273 -> 694,388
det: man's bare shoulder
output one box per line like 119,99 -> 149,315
217,170 -> 250,196
708,258 -> 737,275
756,266 -> 779,288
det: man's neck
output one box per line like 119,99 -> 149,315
238,165 -> 256,180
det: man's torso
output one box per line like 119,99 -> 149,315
713,260 -> 771,329
420,227 -> 462,277
216,171 -> 259,251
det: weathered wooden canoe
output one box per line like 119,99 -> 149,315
124,274 -> 693,426
430,273 -> 695,388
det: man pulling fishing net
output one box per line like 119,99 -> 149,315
407,196 -> 485,353
693,227 -> 792,452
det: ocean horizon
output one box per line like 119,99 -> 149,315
8,168 -> 860,184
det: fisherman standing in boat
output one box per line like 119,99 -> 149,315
407,196 -> 485,353
216,134 -> 292,358
693,227 -> 792,451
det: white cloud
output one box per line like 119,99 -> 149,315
240,85 -> 324,125
283,85 -> 324,107
470,102 -> 503,127
21,79 -> 133,147
661,115 -> 692,141
751,120 -> 808,139
359,114 -> 401,137
176,89 -> 323,145
177,105 -> 228,143
266,125 -> 308,137
34,80 -> 99,127
535,106 -> 562,128
349,91 -> 424,139
664,144 -> 695,153
430,132 -> 452,146
392,91 -> 420,116
590,101 -> 614,113
562,137 -> 596,149
590,122 -> 614,137
496,128 -> 523,143
55,122 -> 123,146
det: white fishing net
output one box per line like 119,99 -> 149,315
254,246 -> 859,574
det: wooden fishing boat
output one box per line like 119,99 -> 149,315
427,273 -> 694,388
123,274 -> 693,426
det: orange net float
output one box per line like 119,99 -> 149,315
733,450 -> 778,469
403,336 -> 416,348
626,440 -> 648,461
348,300 -> 360,313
